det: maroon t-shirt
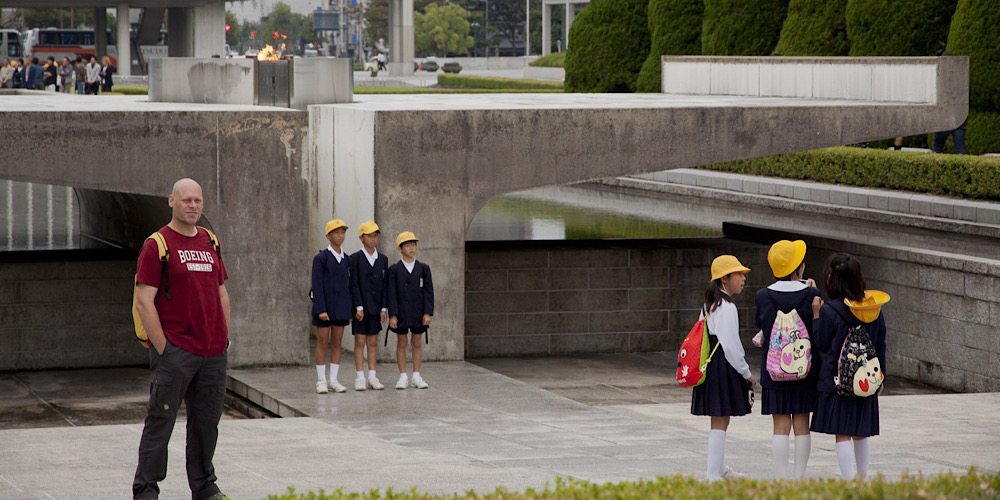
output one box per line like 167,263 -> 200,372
136,225 -> 229,357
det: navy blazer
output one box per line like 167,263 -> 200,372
22,65 -> 43,89
311,250 -> 352,321
349,249 -> 389,314
387,260 -> 434,328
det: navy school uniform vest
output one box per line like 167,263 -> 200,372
311,249 -> 352,321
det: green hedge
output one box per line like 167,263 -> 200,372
946,0 -> 1000,114
113,84 -> 148,95
635,0 -> 704,93
529,52 -> 565,68
701,146 -> 1000,200
564,0 -> 650,93
265,469 -> 1000,499
436,74 -> 563,90
702,0 -> 790,56
773,0 -> 849,56
846,0 -> 957,57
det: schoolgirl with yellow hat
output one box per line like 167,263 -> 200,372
811,253 -> 888,480
753,240 -> 824,479
691,255 -> 756,481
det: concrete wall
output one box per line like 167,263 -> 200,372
465,239 -> 768,357
726,223 -> 1000,393
0,252 -> 142,370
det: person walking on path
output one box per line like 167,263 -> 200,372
349,221 -> 388,391
387,231 -> 434,390
100,55 -> 116,93
753,240 -> 823,479
810,253 -> 888,480
311,219 -> 353,394
58,57 -> 75,94
85,56 -> 101,94
132,178 -> 230,500
691,255 -> 757,482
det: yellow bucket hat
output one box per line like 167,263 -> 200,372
844,290 -> 890,323
358,221 -> 380,236
768,240 -> 807,278
325,219 -> 347,234
711,255 -> 750,281
396,231 -> 418,247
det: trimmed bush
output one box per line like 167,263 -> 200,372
113,84 -> 148,95
564,0 -> 650,93
636,0 -> 704,93
946,0 -> 1000,114
702,0 -> 790,56
266,469 -> 1000,499
701,146 -> 1000,200
529,52 -> 566,68
846,0 -> 957,57
966,111 -> 1000,154
773,0 -> 849,56
437,74 -> 563,90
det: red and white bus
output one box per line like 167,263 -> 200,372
22,28 -> 166,68
1,29 -> 23,60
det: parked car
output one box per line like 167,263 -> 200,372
420,59 -> 439,72
441,62 -> 462,74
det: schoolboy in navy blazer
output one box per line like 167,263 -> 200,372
310,219 -> 352,394
387,231 -> 434,390
349,221 -> 389,391
311,248 -> 353,322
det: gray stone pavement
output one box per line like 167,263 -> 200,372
0,354 -> 997,500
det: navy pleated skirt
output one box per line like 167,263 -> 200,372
691,337 -> 752,417
810,391 -> 879,437
761,387 -> 817,415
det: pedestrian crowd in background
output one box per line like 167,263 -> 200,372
0,55 -> 115,94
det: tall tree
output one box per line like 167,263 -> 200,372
364,0 -> 389,49
702,0 -> 790,55
946,0 -> 1000,153
225,11 -> 243,48
773,0 -> 849,56
564,0 -> 650,93
636,0 -> 704,93
414,3 -> 474,56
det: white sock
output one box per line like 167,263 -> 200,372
793,434 -> 811,479
836,440 -> 855,479
707,429 -> 726,481
413,371 -> 421,379
315,364 -> 326,381
356,371 -> 365,381
369,370 -> 376,379
853,438 -> 870,480
330,363 -> 340,381
772,435 -> 789,479
398,372 -> 408,380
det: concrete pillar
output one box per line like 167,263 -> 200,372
116,3 -> 131,77
167,8 -> 193,57
94,8 -> 107,60
564,3 -> 574,50
387,0 -> 414,76
193,1 -> 225,58
541,3 -> 550,56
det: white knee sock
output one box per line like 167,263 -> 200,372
315,364 -> 327,381
370,370 -> 377,379
793,434 -> 811,479
356,371 -> 365,381
853,438 -> 870,480
772,435 -> 789,479
835,440 -> 855,479
707,429 -> 726,481
330,363 -> 340,380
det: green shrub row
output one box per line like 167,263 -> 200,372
846,0 -> 956,57
113,84 -> 149,95
701,0 -> 789,56
947,0 -> 1000,114
529,52 -> 565,68
265,469 -> 1000,499
356,86 -> 562,94
773,0 -> 849,56
564,0 -> 650,93
636,0 -> 704,93
436,74 -> 563,90
700,146 -> 1000,200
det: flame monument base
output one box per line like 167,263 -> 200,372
149,57 -> 353,109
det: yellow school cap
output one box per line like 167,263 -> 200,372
358,221 -> 380,235
768,240 -> 807,278
396,231 -> 418,247
325,219 -> 347,234
711,255 -> 750,281
844,290 -> 891,323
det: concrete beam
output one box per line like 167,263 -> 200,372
0,101 -> 310,368
316,56 -> 967,362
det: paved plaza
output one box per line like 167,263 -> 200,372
0,353 -> 997,500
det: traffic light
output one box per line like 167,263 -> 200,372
250,31 -> 256,39
225,24 -> 231,32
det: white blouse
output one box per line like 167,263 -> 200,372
702,298 -> 752,380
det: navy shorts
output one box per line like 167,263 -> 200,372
352,314 -> 383,335
313,315 -> 349,328
390,325 -> 428,335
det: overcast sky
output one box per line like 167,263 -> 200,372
228,0 -> 325,22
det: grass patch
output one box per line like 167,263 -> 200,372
266,469 -> 1000,499
437,74 -> 563,91
355,86 -> 562,94
701,146 -> 1000,201
113,84 -> 148,95
529,52 -> 566,68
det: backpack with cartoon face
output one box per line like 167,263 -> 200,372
832,308 -> 883,397
676,309 -> 721,388
764,290 -> 812,381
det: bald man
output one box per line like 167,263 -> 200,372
133,178 -> 230,500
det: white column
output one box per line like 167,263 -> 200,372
541,3 -> 550,56
116,3 -> 131,76
387,0 -> 414,76
525,0 -> 530,57
564,2 -> 574,50
192,0 -> 225,58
